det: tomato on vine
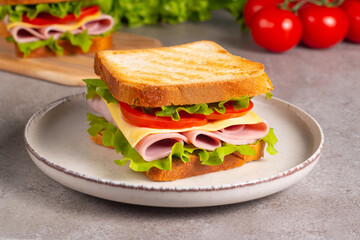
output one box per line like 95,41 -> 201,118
298,3 -> 349,48
243,0 -> 281,26
250,7 -> 303,52
341,0 -> 360,43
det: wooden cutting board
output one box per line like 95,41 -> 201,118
0,32 -> 162,86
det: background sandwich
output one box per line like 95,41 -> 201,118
0,0 -> 116,57
84,41 -> 278,181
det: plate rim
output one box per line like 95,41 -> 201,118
24,92 -> 324,193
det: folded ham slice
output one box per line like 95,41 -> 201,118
213,121 -> 269,145
9,25 -> 45,43
181,131 -> 221,151
88,97 -> 117,126
37,26 -> 83,41
7,13 -> 114,43
81,14 -> 114,35
135,133 -> 188,161
180,122 -> 269,151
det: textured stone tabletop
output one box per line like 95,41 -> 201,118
1,10 -> 359,240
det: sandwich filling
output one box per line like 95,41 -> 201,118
0,1 -> 115,56
84,79 -> 278,172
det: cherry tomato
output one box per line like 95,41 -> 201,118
250,7 -> 303,52
243,0 -> 281,26
205,100 -> 254,120
22,6 -> 100,26
119,102 -> 208,129
341,0 -> 360,43
298,3 -> 349,48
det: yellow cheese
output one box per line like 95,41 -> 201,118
104,99 -> 264,148
6,12 -> 101,31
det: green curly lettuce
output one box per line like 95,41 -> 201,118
260,128 -> 278,155
0,0 -> 116,21
7,35 -> 63,57
86,112 -> 277,172
154,96 -> 250,121
7,30 -> 97,57
83,79 -> 118,104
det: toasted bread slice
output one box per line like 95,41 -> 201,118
0,20 -> 8,38
14,34 -> 112,58
89,132 -> 265,182
94,41 -> 273,108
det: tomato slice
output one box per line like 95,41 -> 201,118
205,100 -> 254,120
22,6 -> 100,26
119,102 -> 208,129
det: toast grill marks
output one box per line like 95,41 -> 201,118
97,42 -> 265,85
94,41 -> 273,108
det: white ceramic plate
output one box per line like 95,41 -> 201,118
25,93 -> 324,207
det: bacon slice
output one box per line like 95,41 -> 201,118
135,133 -> 188,161
7,13 -> 114,43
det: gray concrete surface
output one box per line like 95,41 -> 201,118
1,10 -> 359,240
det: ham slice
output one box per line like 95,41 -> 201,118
81,14 -> 114,35
87,97 -> 117,126
181,131 -> 221,151
9,25 -> 45,43
135,133 -> 188,161
37,27 -> 83,41
213,121 -> 269,145
7,13 -> 114,43
181,122 -> 269,150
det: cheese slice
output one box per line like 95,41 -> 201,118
6,12 -> 101,31
104,99 -> 264,147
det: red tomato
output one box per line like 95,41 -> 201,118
206,100 -> 254,120
243,0 -> 281,26
22,6 -> 100,26
250,7 -> 303,52
341,0 -> 360,43
119,102 -> 208,129
298,3 -> 349,48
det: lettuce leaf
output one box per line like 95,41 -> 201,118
260,128 -> 278,155
87,112 -> 277,172
83,79 -> 118,104
1,2 -> 83,22
0,0 -> 116,21
7,36 -> 63,57
266,92 -> 273,100
118,0 -> 160,27
60,30 -> 93,53
155,96 -> 250,121
9,30 -> 96,57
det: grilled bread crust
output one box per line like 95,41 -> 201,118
90,133 -> 265,182
94,41 -> 273,108
14,34 -> 112,58
0,0 -> 77,5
